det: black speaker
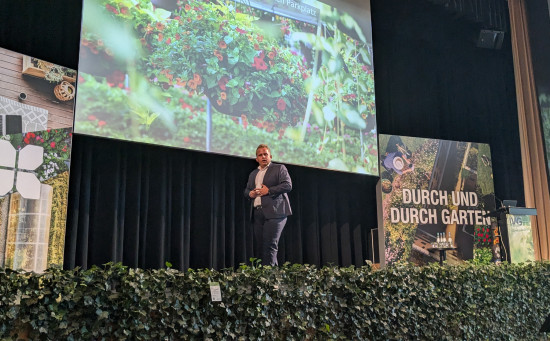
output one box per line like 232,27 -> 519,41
477,29 -> 505,50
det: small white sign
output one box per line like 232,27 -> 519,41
209,282 -> 222,302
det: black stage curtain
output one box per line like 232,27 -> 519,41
65,135 -> 378,269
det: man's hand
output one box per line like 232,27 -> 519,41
250,185 -> 269,198
258,184 -> 269,196
249,189 -> 259,198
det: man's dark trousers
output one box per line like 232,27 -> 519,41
253,207 -> 286,266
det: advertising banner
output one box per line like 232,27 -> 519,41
506,214 -> 536,263
377,135 -> 497,265
0,47 -> 74,272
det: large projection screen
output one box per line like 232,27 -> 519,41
74,0 -> 377,175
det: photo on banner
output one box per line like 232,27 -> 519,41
0,47 -> 74,273
377,134 -> 497,266
74,0 -> 377,175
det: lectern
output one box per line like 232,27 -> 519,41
489,200 -> 537,263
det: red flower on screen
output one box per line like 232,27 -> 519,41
214,50 -> 223,61
176,78 -> 187,87
50,142 -> 56,148
252,56 -> 267,71
277,98 -> 286,111
218,77 -> 228,91
106,70 -> 125,85
236,27 -> 246,34
193,73 -> 202,85
98,121 -> 106,127
105,4 -> 119,14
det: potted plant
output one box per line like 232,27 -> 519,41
21,56 -> 76,83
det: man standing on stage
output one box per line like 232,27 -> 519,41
244,144 -> 292,266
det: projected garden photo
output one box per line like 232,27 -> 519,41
75,0 -> 377,174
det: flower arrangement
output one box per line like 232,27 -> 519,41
14,129 -> 72,182
138,0 -> 310,125
32,58 -> 76,83
474,225 -> 493,246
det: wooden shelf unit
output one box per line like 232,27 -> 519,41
21,56 -> 76,83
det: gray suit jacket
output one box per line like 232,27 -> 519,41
244,163 -> 292,220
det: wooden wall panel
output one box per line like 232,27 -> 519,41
0,48 -> 74,130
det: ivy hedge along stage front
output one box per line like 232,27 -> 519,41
75,0 -> 377,174
2,262 -> 550,340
